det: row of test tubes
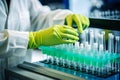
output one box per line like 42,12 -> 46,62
41,28 -> 120,77
90,10 -> 120,19
82,29 -> 120,75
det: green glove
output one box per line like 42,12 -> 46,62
65,14 -> 90,33
28,25 -> 79,48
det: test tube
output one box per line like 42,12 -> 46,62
60,44 -> 67,67
108,33 -> 114,72
82,42 -> 89,72
89,29 -> 94,46
115,36 -> 120,53
79,43 -> 84,71
101,31 -> 106,51
73,42 -> 80,70
91,43 -> 98,74
85,29 -> 89,42
98,32 -> 105,51
98,44 -> 104,76
54,45 -> 60,65
94,31 -> 99,44
82,29 -> 89,43
75,41 -> 80,48
108,33 -> 114,53
115,36 -> 120,72
85,44 -> 91,73
66,43 -> 74,69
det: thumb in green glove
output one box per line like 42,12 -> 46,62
28,25 -> 79,48
65,14 -> 90,33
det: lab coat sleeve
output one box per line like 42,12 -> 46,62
29,0 -> 73,31
0,30 -> 29,58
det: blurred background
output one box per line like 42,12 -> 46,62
39,0 -> 120,18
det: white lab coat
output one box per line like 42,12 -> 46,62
0,0 -> 72,79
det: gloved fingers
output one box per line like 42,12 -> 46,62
65,14 -> 89,33
63,39 -> 76,43
62,28 -> 78,36
61,33 -> 79,40
72,14 -> 83,33
54,25 -> 78,43
65,14 -> 73,27
62,25 -> 76,31
80,15 -> 90,30
61,25 -> 78,36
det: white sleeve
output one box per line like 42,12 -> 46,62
0,30 -> 29,58
29,0 -> 72,31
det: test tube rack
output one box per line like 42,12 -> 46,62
38,18 -> 120,79
39,27 -> 120,78
39,44 -> 120,78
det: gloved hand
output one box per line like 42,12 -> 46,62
28,25 -> 79,48
65,14 -> 90,33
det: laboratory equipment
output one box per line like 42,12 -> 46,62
5,18 -> 120,80
38,29 -> 120,78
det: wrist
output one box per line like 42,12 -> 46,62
28,32 -> 38,49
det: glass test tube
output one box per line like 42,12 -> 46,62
95,31 -> 104,75
55,45 -> 60,65
101,31 -> 106,51
66,43 -> 74,68
79,43 -> 84,71
89,30 -> 94,46
85,44 -> 91,73
108,33 -> 114,53
92,43 -> 98,74
85,29 -> 89,42
73,42 -> 80,70
83,42 -> 88,72
60,44 -> 67,67
94,30 -> 99,44
98,44 -> 104,76
115,36 -> 120,72
115,36 -> 120,53
107,33 -> 114,72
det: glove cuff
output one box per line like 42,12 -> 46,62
28,32 -> 38,49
